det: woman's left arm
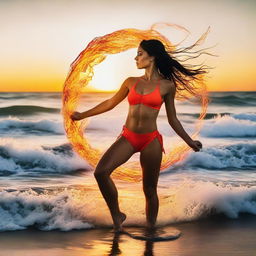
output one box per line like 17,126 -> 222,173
164,81 -> 202,152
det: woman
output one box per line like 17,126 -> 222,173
71,39 -> 203,232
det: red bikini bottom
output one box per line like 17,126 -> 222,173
118,125 -> 165,153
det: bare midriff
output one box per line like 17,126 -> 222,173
125,104 -> 160,133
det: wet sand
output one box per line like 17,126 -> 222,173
0,214 -> 255,256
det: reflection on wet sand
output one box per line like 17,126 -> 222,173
0,216 -> 255,256
108,231 -> 155,256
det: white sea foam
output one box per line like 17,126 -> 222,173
232,113 -> 256,122
172,143 -> 256,169
0,181 -> 255,231
159,181 -> 256,225
0,138 -> 91,174
0,117 -> 64,134
0,189 -> 93,231
201,115 -> 256,137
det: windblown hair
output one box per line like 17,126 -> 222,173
140,39 -> 214,99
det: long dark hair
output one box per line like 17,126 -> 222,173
140,38 -> 215,100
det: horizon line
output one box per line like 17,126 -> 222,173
0,90 -> 255,93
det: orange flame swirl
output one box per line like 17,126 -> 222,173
62,23 -> 209,182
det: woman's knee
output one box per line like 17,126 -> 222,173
94,165 -> 111,180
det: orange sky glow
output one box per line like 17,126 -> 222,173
0,0 -> 255,92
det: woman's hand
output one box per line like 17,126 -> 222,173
189,140 -> 202,152
70,111 -> 83,121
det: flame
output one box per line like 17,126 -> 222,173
62,23 -> 209,182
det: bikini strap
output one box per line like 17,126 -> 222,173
131,78 -> 140,91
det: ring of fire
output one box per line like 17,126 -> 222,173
62,23 -> 209,182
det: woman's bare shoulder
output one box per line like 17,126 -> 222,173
161,79 -> 176,94
124,76 -> 139,89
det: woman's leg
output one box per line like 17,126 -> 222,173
94,136 -> 135,231
140,137 -> 162,229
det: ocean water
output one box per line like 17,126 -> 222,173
0,91 -> 255,231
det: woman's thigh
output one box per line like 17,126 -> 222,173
140,137 -> 163,190
95,136 -> 135,176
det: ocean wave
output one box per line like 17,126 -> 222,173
178,112 -> 231,120
0,188 -> 93,231
201,115 -> 256,137
209,92 -> 256,106
0,117 -> 64,135
0,105 -> 60,116
0,93 -> 39,100
232,113 -> 256,122
0,182 -> 255,231
0,140 -> 91,175
160,181 -> 256,224
176,112 -> 256,122
173,143 -> 256,169
0,93 -> 61,100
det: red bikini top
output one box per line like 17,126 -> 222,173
128,78 -> 163,110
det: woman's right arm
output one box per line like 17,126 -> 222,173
71,77 -> 131,121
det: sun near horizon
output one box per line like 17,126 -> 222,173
1,50 -> 255,93
1,67 -> 255,92
1,0 -> 255,93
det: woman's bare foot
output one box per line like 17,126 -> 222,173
113,212 -> 126,232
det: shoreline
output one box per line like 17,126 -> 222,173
0,214 -> 255,256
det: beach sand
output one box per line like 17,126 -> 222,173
0,214 -> 255,256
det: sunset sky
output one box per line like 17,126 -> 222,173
1,0 -> 255,92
